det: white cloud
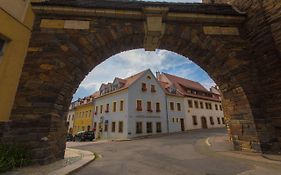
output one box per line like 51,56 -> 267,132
78,49 -> 179,91
73,49 -> 215,100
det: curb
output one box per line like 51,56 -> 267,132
205,136 -> 281,165
47,148 -> 95,175
262,154 -> 281,162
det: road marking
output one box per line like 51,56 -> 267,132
205,137 -> 211,147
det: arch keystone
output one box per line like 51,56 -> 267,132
143,7 -> 168,51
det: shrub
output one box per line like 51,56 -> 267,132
0,144 -> 31,173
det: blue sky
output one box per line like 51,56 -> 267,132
73,49 -> 215,101
73,0 -> 210,101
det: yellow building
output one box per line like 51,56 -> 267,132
0,0 -> 34,121
73,97 -> 95,134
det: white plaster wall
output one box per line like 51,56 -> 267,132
128,70 -> 168,138
184,97 -> 225,130
93,90 -> 129,140
167,95 -> 185,133
67,110 -> 75,132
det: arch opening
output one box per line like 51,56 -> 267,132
0,0 -> 280,165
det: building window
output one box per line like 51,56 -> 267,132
100,105 -> 103,113
172,118 -> 175,123
120,100 -> 124,111
136,100 -> 142,111
0,37 -> 7,57
113,102 -> 117,112
194,101 -> 199,108
176,118 -> 179,123
146,122 -> 152,133
105,104 -> 109,113
217,117 -> 221,124
156,122 -> 162,133
200,102 -> 204,109
136,122 -> 142,134
177,103 -> 181,111
151,85 -> 156,92
170,102 -> 174,110
192,115 -> 198,125
112,122 -> 116,132
205,102 -> 209,109
222,117 -> 225,124
104,120 -> 108,132
147,101 -> 152,112
94,122 -> 97,130
95,106 -> 98,115
210,117 -> 214,125
118,121 -> 123,133
220,105 -> 223,111
188,100 -> 193,108
156,102 -> 161,112
142,83 -> 147,91
209,103 -> 212,110
215,104 -> 218,110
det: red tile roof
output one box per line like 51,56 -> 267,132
93,69 -> 148,99
158,73 -> 221,102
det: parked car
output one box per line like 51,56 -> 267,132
74,131 -> 95,142
66,134 -> 74,141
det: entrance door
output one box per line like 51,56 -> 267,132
180,118 -> 185,131
201,117 -> 208,129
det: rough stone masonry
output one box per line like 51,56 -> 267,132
0,0 -> 280,164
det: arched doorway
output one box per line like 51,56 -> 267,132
0,0 -> 280,164
201,117 -> 208,129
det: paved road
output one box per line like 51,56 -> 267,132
70,128 -> 281,175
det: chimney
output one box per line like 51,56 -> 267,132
156,71 -> 161,80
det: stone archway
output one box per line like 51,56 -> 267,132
0,0 -> 280,164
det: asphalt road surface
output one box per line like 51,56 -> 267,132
69,128 -> 281,175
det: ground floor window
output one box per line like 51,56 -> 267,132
112,122 -> 116,132
192,115 -> 198,125
146,122 -> 152,133
104,121 -> 108,132
156,122 -> 162,133
136,122 -> 142,134
118,121 -> 123,133
217,117 -> 221,124
222,117 -> 225,124
210,117 -> 214,125
94,122 -> 97,130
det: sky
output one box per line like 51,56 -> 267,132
72,0 -> 211,101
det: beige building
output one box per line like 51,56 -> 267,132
0,0 -> 34,121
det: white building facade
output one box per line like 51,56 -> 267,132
93,70 -> 168,140
157,72 -> 225,133
66,101 -> 79,134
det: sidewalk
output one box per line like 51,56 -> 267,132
3,148 -> 95,175
206,135 -> 281,165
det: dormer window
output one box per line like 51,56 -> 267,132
142,83 -> 147,91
